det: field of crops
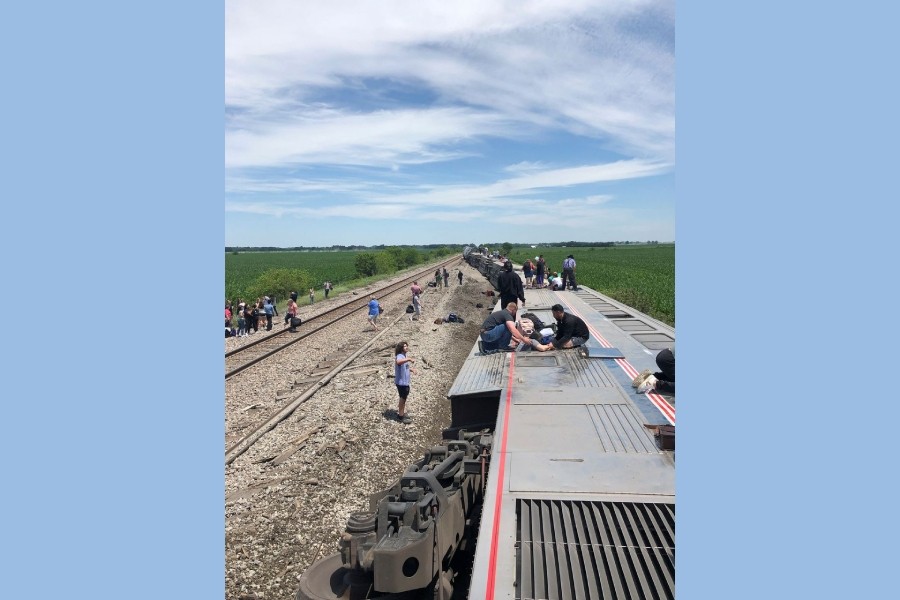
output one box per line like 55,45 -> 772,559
226,246 -> 674,326
509,245 -> 675,326
225,251 -> 364,302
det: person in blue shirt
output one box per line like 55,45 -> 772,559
367,297 -> 382,330
394,341 -> 417,424
263,298 -> 275,331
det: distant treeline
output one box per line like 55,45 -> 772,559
227,244 -> 463,253
226,241 -> 669,253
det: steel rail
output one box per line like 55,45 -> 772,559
225,306 -> 410,464
225,257 -> 460,379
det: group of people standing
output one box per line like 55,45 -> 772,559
226,297 -> 278,337
520,254 -> 578,291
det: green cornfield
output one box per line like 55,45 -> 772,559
225,251 -> 365,303
225,247 -> 457,305
509,245 -> 675,326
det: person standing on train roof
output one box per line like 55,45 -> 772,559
479,302 -> 532,353
561,255 -> 578,291
530,304 -> 590,351
522,258 -> 534,288
394,341 -> 417,424
535,255 -> 546,288
497,260 -> 525,309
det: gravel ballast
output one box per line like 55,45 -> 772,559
225,259 -> 494,600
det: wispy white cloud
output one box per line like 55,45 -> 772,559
226,107 -> 510,169
225,0 -> 675,245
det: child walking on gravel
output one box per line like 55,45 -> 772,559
394,341 -> 417,424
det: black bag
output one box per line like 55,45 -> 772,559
522,312 -> 545,331
655,425 -> 675,450
290,317 -> 303,328
448,313 -> 458,322
405,305 -> 415,314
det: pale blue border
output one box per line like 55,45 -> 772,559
3,3 -> 223,597
7,1 -> 898,597
679,2 -> 898,597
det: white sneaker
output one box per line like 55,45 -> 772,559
637,375 -> 658,394
632,369 -> 653,388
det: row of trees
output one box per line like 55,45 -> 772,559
232,246 -> 457,304
474,241 -> 666,251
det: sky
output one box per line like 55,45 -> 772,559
225,0 -> 675,248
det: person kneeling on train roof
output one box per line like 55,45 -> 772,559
632,346 -> 675,394
480,302 -> 531,353
530,304 -> 590,352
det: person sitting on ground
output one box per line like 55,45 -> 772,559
530,304 -> 590,352
633,346 -> 675,394
479,302 -> 532,353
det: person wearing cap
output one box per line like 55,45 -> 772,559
561,255 -> 578,291
497,260 -> 525,309
531,304 -> 590,352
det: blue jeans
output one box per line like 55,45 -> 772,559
481,323 -> 512,351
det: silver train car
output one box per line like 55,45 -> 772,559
297,253 -> 675,599
456,253 -> 675,600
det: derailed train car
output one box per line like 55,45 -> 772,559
297,252 -> 676,599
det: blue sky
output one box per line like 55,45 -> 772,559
225,0 -> 675,247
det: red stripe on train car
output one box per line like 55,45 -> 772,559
485,353 -> 516,600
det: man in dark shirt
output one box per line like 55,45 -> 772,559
480,302 -> 532,353
497,261 -> 525,308
531,304 -> 590,352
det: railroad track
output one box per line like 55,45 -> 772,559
225,257 -> 460,379
225,257 -> 461,463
